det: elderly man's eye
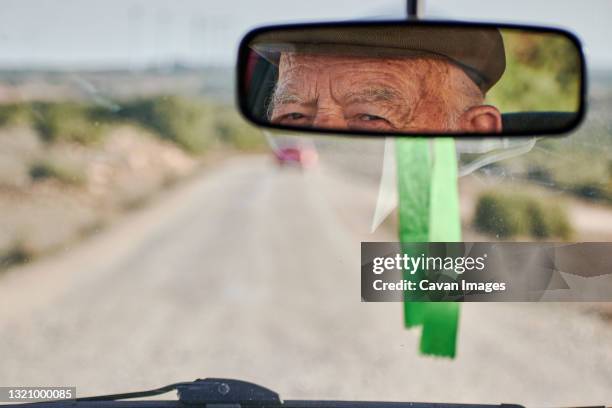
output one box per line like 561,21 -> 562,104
347,113 -> 394,131
272,111 -> 313,126
358,114 -> 386,122
277,112 -> 308,122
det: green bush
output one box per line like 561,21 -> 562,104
30,102 -> 104,145
108,96 -> 265,153
213,105 -> 265,151
0,103 -> 31,127
545,204 -> 573,240
474,190 -> 572,240
114,96 -> 214,154
3,97 -> 265,154
474,193 -> 528,238
29,159 -> 86,186
1,101 -> 104,145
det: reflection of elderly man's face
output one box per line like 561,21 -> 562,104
270,53 -> 502,133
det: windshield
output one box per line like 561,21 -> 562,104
0,0 -> 611,406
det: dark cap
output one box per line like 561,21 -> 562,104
250,24 -> 506,93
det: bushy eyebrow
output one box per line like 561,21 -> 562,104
267,85 -> 315,120
271,87 -> 402,109
342,87 -> 403,105
272,90 -> 307,106
267,84 -> 408,121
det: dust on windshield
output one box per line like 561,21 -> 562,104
0,1 -> 611,406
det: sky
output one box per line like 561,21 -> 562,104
0,0 -> 610,70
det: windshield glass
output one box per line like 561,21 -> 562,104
0,0 -> 611,406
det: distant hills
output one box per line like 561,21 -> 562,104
0,65 -> 235,104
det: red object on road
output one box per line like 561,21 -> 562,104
273,145 -> 318,169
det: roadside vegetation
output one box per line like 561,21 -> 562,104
461,114 -> 612,209
523,133 -> 612,204
475,30 -> 612,217
0,96 -> 264,153
466,32 -> 611,234
0,95 -> 265,269
474,189 -> 573,240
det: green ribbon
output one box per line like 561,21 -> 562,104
396,138 -> 461,358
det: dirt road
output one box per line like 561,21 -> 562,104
0,156 -> 611,406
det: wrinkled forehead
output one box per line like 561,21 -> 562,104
273,53 -> 444,107
275,51 -> 482,101
276,52 -> 450,94
278,51 -> 437,72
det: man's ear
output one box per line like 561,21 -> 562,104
459,105 -> 502,133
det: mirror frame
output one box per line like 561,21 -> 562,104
236,19 -> 587,138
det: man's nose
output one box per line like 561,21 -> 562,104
312,111 -> 347,129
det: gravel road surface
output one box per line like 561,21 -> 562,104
0,156 -> 610,406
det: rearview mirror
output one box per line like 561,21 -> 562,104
236,21 -> 586,137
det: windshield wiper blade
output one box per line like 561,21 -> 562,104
5,378 -> 572,408
77,378 -> 281,405
76,382 -> 185,402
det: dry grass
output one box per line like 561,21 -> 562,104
0,123 -> 198,270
